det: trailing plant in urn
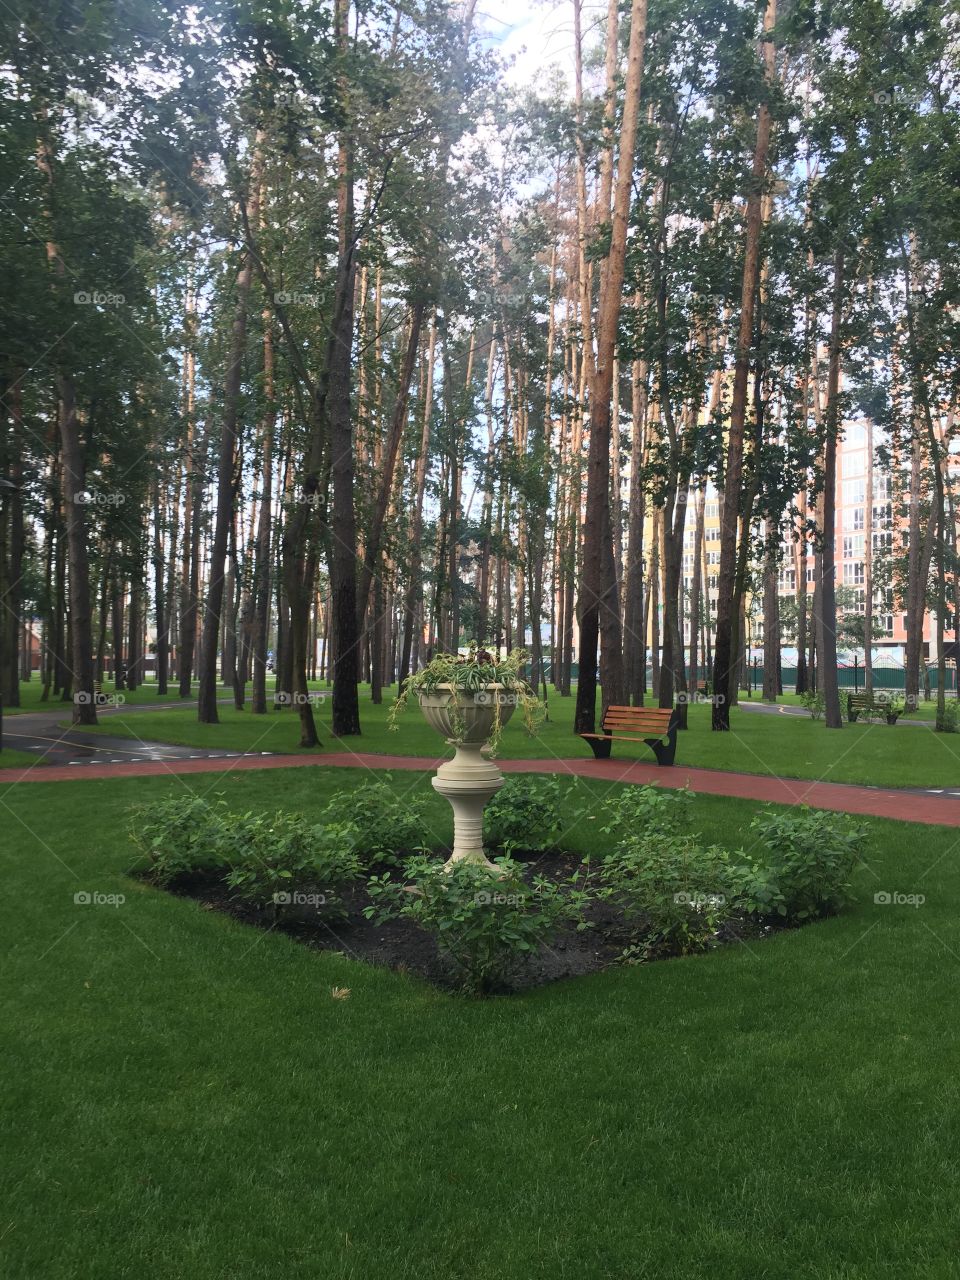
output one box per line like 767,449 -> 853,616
390,648 -> 543,871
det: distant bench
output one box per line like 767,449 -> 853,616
847,692 -> 905,725
579,704 -> 681,766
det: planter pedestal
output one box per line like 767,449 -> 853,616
432,742 -> 505,871
417,684 -> 516,872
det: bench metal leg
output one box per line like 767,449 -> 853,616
644,727 -> 677,766
582,732 -> 612,760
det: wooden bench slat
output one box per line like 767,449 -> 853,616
580,704 -> 681,765
602,710 -> 672,720
602,716 -> 672,727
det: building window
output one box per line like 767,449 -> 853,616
853,507 -> 865,531
843,478 -> 866,505
843,534 -> 864,557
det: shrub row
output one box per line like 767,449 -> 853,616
131,780 -> 866,995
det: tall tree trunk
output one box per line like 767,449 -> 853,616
399,319 -> 436,686
198,150 -> 261,723
251,317 -> 276,715
819,249 -> 844,729
711,0 -> 776,730
863,418 -> 874,696
623,349 -> 648,704
574,0 -> 646,734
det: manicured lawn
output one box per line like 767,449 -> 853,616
7,679 -> 255,715
3,765 -> 960,1278
72,685 -> 960,790
0,746 -> 53,769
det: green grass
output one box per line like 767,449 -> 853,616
71,684 -> 960,790
3,765 -> 960,1278
6,678 -> 257,715
0,746 -> 53,769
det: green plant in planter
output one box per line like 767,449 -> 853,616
388,646 -> 543,753
365,855 -> 586,994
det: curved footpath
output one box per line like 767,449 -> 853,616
0,746 -> 958,827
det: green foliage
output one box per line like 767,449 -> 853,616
130,795 -> 231,886
598,834 -> 739,958
321,776 -> 430,867
592,786 -> 865,956
801,690 -> 826,720
223,813 -> 362,916
598,783 -> 692,840
365,856 -> 585,995
389,648 -> 543,749
132,795 -> 362,914
483,776 -> 565,855
746,808 -> 866,921
938,701 -> 960,734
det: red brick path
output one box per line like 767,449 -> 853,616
0,750 -> 956,826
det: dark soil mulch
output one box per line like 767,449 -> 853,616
136,847 -> 789,995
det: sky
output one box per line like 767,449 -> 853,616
474,0 -> 585,90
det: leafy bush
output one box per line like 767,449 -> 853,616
938,700 -> 960,733
598,833 -> 737,957
800,690 -> 825,720
224,812 -> 362,915
366,856 -> 587,994
483,775 -> 566,855
599,783 -> 692,840
131,795 -> 232,886
744,807 -> 865,920
320,776 -> 430,867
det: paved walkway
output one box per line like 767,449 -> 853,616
0,748 -> 958,827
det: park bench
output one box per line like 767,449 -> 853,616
847,692 -> 904,725
695,679 -> 711,698
579,704 -> 681,765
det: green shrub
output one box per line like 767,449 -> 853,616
223,812 -> 362,916
800,690 -> 825,720
598,833 -> 737,957
744,807 -> 866,921
321,776 -> 430,867
483,775 -> 566,855
131,795 -> 232,886
366,855 -> 586,994
599,783 -> 692,840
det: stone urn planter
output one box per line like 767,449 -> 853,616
418,683 -> 516,871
